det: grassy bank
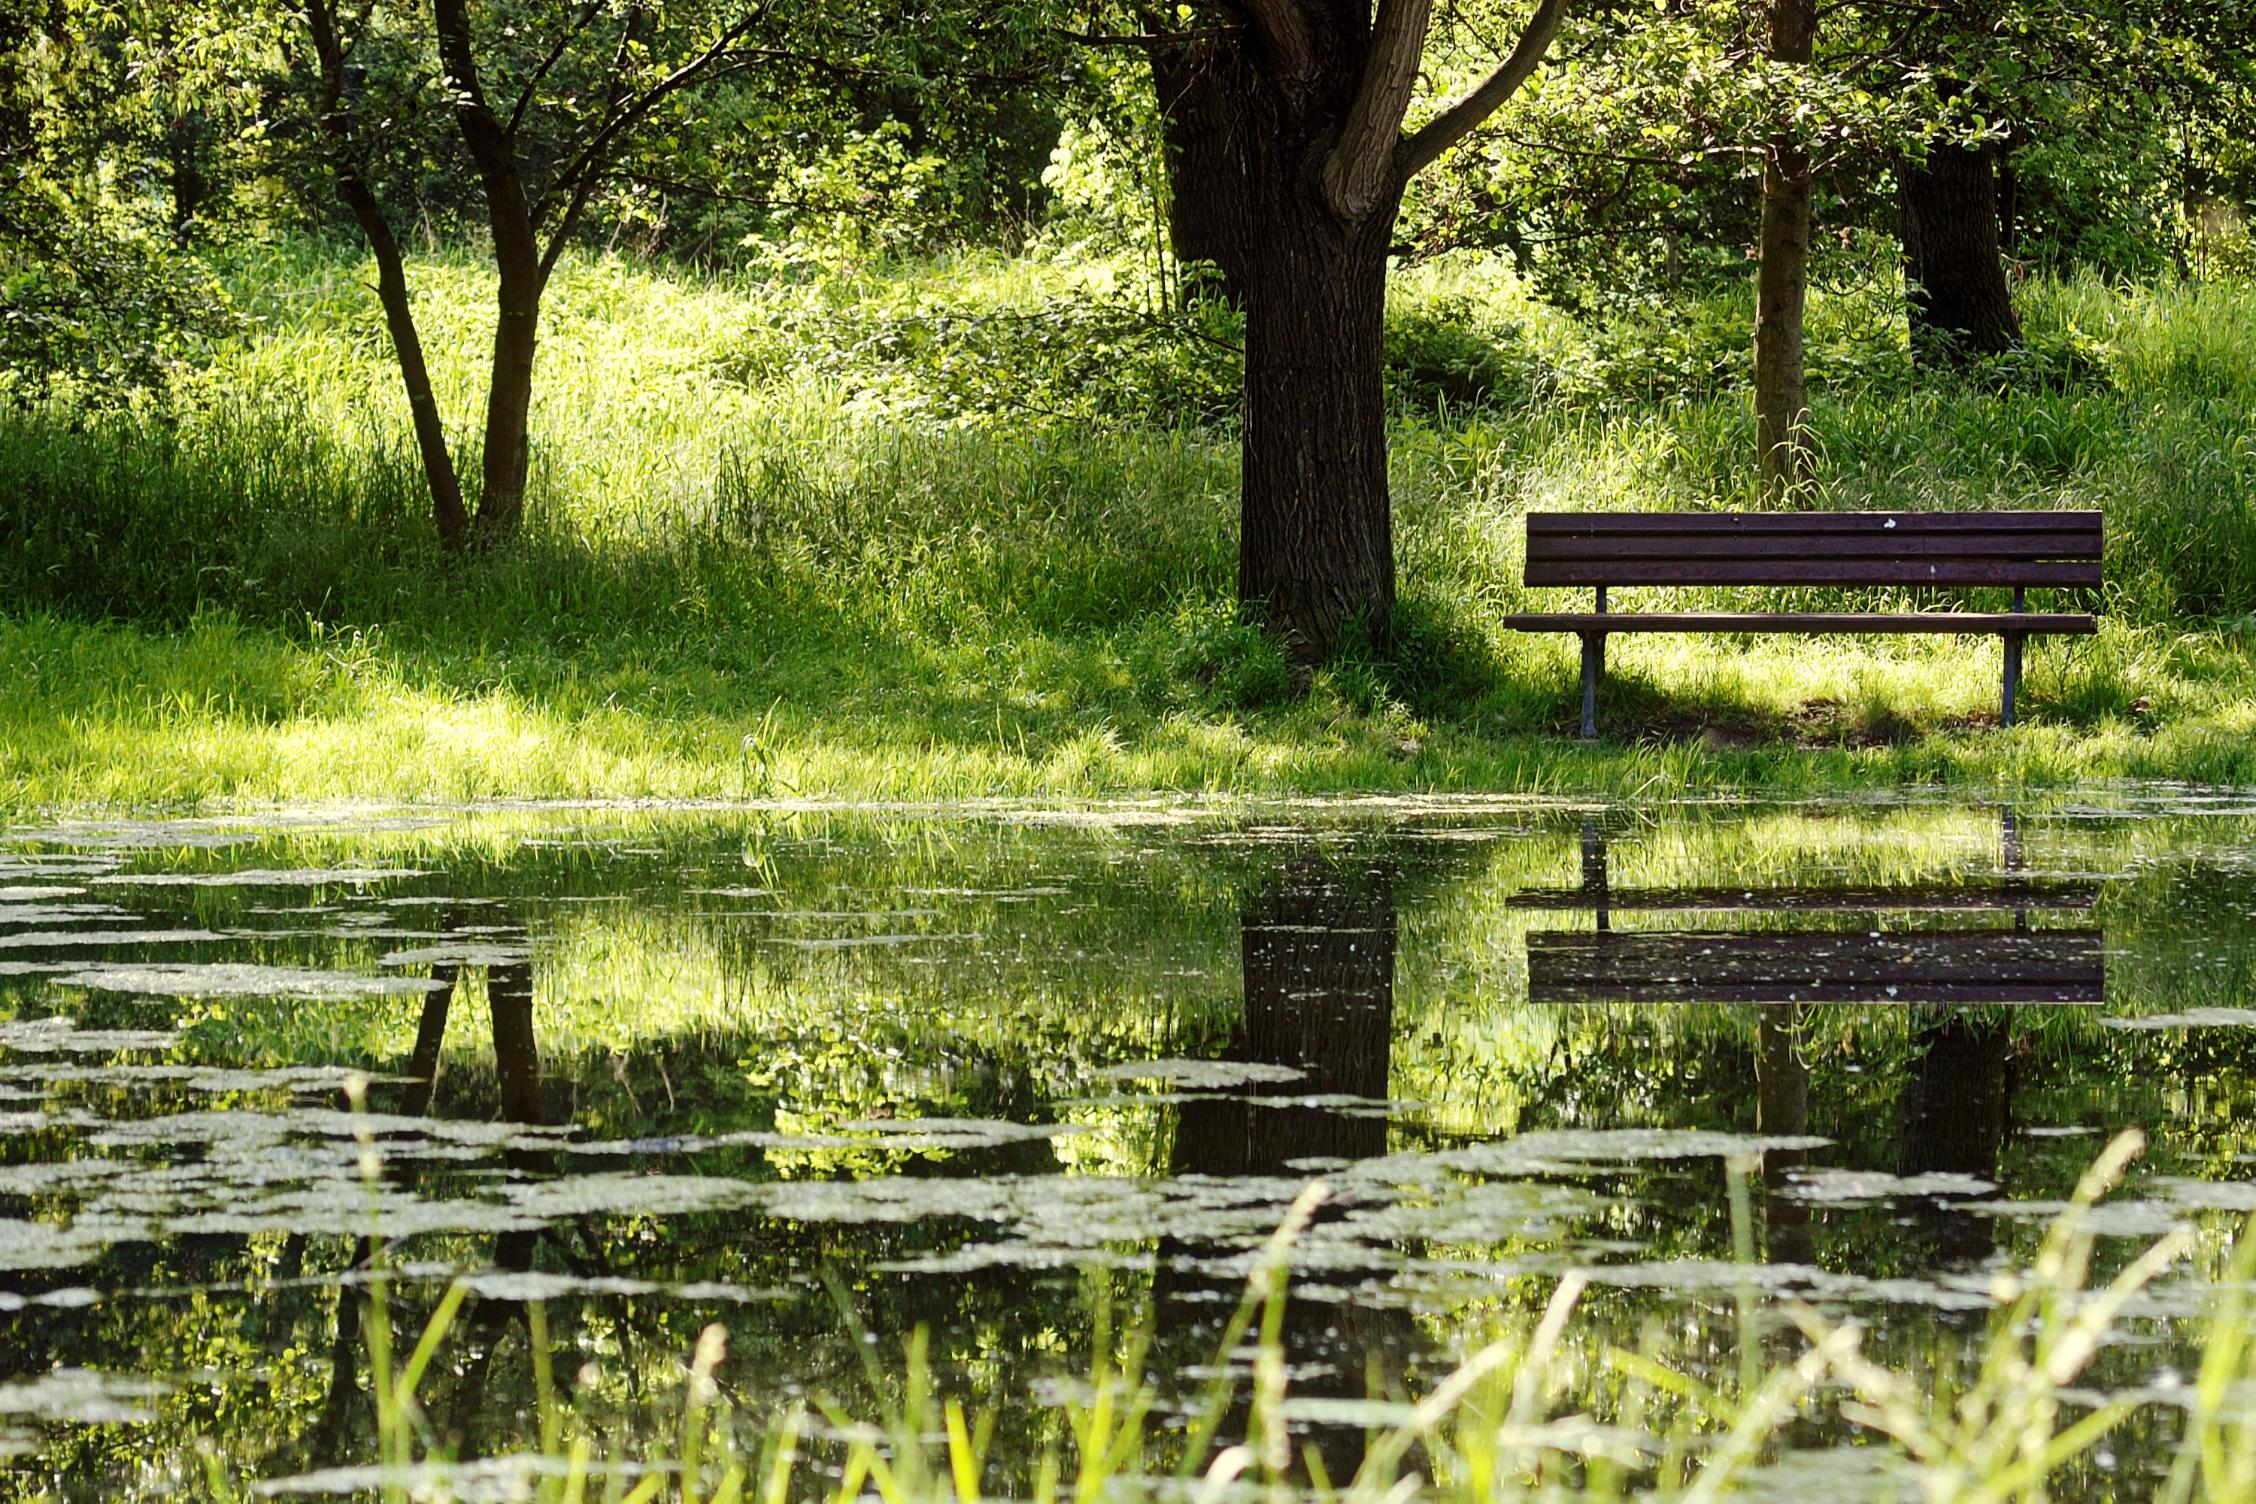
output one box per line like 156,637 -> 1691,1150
4,245 -> 2255,814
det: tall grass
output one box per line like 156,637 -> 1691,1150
2,243 -> 2254,810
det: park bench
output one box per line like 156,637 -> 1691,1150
1503,510 -> 2103,737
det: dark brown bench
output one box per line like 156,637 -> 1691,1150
1504,510 -> 2102,736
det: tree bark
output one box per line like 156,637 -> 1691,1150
1240,203 -> 1399,662
366,227 -> 476,551
1753,0 -> 1816,502
165,108 -> 213,243
1147,36 -> 1258,304
476,260 -> 542,544
1900,143 -> 2022,365
434,0 -> 544,545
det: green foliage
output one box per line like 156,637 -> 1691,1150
1403,0 -> 2256,309
744,276 -> 1245,429
0,0 -> 253,398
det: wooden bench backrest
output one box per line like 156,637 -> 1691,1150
1524,511 -> 2104,588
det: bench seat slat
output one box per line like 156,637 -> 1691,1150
1515,509 -> 2106,734
1527,509 -> 2101,535
1504,611 -> 2096,634
1527,531 -> 2101,562
1525,560 -> 2101,586
1504,879 -> 2098,911
1527,929 -> 2104,1004
1531,982 -> 2103,1006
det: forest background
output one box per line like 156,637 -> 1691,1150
4,0 -> 2255,810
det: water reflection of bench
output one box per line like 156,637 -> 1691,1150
1527,929 -> 2104,1004
1513,819 -> 2105,1006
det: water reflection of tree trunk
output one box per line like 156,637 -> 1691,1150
1754,1008 -> 1813,1268
309,955 -> 470,1472
1159,849 -> 1419,1483
448,956 -> 548,1450
397,961 -> 461,1118
489,958 -> 545,1128
1899,1011 -> 2015,1264
1175,855 -> 1398,1174
309,949 -> 554,1470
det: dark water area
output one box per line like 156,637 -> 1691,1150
5,795 -> 2256,1498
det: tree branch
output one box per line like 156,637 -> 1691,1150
506,1 -> 607,140
1395,0 -> 1568,183
1323,0 -> 1433,220
536,6 -> 767,284
1056,24 -> 1237,49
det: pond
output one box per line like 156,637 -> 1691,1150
4,794 -> 2256,1499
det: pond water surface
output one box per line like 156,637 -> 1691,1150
5,795 -> 2256,1499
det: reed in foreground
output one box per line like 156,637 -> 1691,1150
210,1130 -> 2253,1504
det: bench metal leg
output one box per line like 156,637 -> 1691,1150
1579,632 -> 1605,739
2001,632 -> 2024,728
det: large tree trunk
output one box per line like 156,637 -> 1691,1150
1753,0 -> 1816,501
1140,0 -> 1562,667
1146,17 -> 1406,666
1900,143 -> 2022,365
1147,38 -> 1257,304
1239,206 -> 1398,663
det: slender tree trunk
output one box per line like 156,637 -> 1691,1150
1239,205 -> 1398,663
165,109 -> 212,242
362,231 -> 475,550
1753,0 -> 1816,502
435,0 -> 544,547
476,258 -> 542,544
305,0 -> 473,550
1900,143 -> 2021,364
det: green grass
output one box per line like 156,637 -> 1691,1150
3,242 -> 2255,816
